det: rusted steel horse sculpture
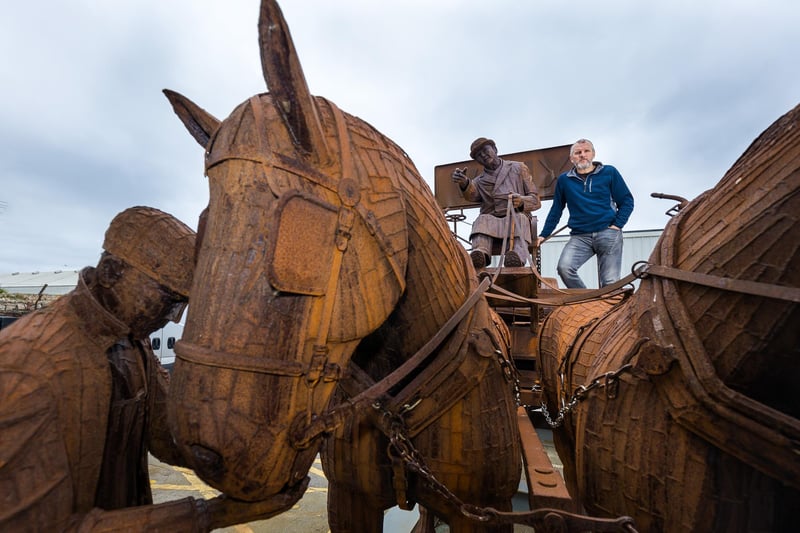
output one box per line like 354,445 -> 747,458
164,1 -> 523,530
539,102 -> 800,532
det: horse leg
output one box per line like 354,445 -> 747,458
410,494 -> 514,533
327,480 -> 385,533
407,361 -> 520,533
410,505 -> 436,533
322,407 -> 397,532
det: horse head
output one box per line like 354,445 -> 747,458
165,0 -> 414,500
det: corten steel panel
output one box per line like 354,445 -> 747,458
433,144 -> 572,210
516,407 -> 575,511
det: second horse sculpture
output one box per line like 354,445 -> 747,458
539,102 -> 800,532
165,1 -> 521,531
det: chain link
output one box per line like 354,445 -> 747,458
538,364 -> 632,428
495,349 -> 523,406
372,399 -> 639,531
373,401 -> 494,521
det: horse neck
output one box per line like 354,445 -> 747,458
639,106 -> 800,410
412,189 -> 476,320
352,184 -> 475,380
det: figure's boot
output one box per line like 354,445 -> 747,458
503,250 -> 523,267
470,250 -> 488,269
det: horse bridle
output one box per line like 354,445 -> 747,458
176,93 -> 410,432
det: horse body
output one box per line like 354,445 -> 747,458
313,103 -> 521,530
539,103 -> 800,531
166,1 -> 520,530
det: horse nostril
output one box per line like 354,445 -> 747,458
190,444 -> 224,481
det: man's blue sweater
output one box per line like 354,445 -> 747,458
540,162 -> 634,237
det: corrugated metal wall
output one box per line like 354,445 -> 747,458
3,230 -> 664,294
0,270 -> 80,294
538,229 -> 662,288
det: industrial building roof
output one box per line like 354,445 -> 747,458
1,229 -> 663,295
0,270 -> 81,295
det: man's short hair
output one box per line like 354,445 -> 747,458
570,139 -> 595,155
103,206 -> 196,297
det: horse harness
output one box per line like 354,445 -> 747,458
184,94 -> 795,528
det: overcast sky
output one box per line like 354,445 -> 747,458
1,0 -> 798,274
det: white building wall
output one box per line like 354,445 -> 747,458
1,270 -> 184,368
538,229 -> 662,289
3,229 -> 664,364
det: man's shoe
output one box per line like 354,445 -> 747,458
504,251 -> 524,267
470,251 -> 487,269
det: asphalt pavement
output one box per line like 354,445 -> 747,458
150,454 -> 333,532
149,430 -> 560,532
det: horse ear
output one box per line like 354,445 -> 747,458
258,0 -> 331,163
163,88 -> 221,148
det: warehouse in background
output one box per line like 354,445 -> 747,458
0,269 -> 183,367
537,229 -> 662,289
0,228 -> 662,364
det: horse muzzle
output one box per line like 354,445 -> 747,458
168,341 -> 323,500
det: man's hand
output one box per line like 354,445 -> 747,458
205,476 -> 310,529
451,167 -> 469,188
536,236 -> 545,247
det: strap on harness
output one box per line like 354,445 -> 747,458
289,275 -> 493,448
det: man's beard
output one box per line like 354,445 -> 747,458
575,160 -> 592,172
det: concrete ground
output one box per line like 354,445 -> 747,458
150,429 -> 560,532
150,455 -> 329,532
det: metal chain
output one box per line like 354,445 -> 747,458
538,364 -> 633,428
495,349 -> 523,407
372,399 -> 640,531
373,401 -> 494,522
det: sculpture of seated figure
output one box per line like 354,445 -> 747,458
452,137 -> 541,268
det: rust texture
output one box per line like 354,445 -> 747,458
1,208 -> 210,530
539,102 -> 800,532
166,1 -> 521,530
1,206 -> 311,530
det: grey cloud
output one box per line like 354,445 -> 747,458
1,0 -> 798,273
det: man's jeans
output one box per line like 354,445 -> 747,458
556,228 -> 623,288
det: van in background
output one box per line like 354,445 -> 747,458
0,315 -> 18,331
150,319 -> 184,371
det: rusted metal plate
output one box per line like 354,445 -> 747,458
434,144 -> 572,211
516,407 -> 575,512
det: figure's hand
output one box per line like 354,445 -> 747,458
451,167 -> 468,188
206,476 -> 309,529
511,194 -> 523,208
